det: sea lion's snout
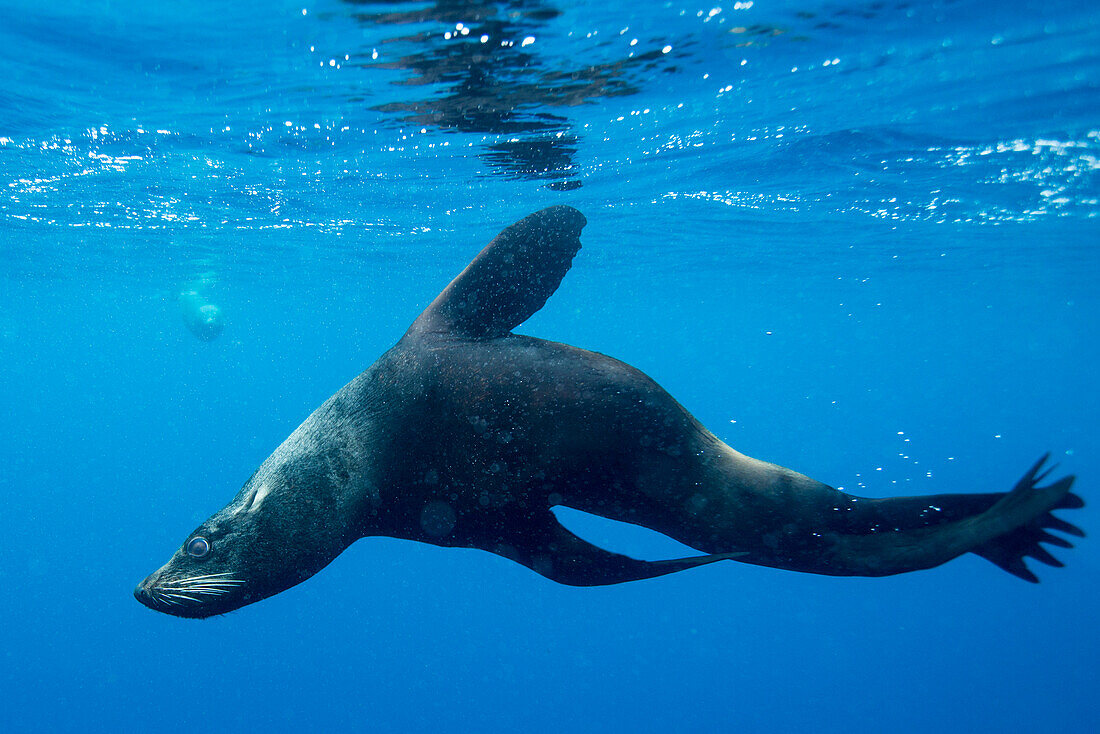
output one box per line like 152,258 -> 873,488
133,576 -> 160,611
134,581 -> 151,607
133,565 -> 248,619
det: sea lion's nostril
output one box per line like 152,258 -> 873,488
134,581 -> 155,607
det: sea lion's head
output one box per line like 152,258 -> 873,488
179,289 -> 225,342
136,432 -> 365,618
188,303 -> 224,342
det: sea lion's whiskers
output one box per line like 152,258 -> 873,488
164,579 -> 243,589
159,576 -> 245,597
159,591 -> 202,603
167,587 -> 229,596
163,586 -> 238,595
173,572 -> 240,582
185,581 -> 244,588
153,592 -> 179,607
170,578 -> 245,588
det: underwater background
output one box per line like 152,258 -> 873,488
1,0 -> 1097,731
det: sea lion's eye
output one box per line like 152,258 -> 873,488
185,536 -> 210,558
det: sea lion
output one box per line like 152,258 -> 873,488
135,206 -> 1083,618
179,284 -> 224,342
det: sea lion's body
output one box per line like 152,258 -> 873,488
137,206 -> 1083,618
356,334 -> 834,574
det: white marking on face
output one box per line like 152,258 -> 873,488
248,483 -> 272,513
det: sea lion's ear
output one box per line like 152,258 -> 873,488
406,206 -> 586,339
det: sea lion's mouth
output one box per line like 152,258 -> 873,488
134,572 -> 246,618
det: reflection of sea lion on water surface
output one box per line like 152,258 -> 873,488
136,206 -> 1083,618
179,287 -> 223,342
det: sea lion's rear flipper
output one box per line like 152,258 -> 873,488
505,515 -> 745,587
854,456 -> 1084,582
967,456 -> 1083,582
828,454 -> 1082,580
406,206 -> 587,340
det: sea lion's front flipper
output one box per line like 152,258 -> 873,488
504,515 -> 745,587
406,206 -> 586,339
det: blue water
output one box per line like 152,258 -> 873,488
2,0 -> 1098,730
